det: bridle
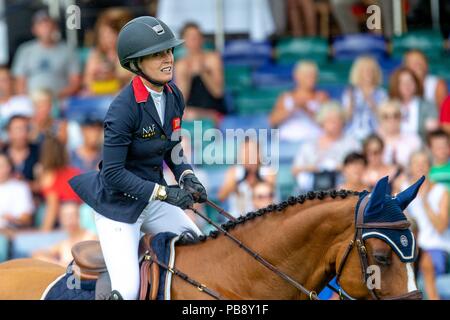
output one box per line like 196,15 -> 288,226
172,189 -> 423,300
331,193 -> 423,300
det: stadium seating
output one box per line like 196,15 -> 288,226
392,30 -> 444,60
275,37 -> 329,65
234,87 -> 284,115
64,95 -> 113,123
251,64 -> 294,89
11,231 -> 67,259
276,164 -> 296,200
222,40 -> 272,67
332,33 -> 387,61
224,65 -> 252,93
0,234 -> 8,262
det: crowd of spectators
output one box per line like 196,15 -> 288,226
0,0 -> 449,300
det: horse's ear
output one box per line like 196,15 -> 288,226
395,175 -> 425,210
366,176 -> 389,216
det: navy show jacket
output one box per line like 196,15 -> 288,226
69,76 -> 193,223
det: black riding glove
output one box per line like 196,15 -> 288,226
182,173 -> 207,203
165,187 -> 195,210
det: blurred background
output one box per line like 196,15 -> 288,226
0,0 -> 449,300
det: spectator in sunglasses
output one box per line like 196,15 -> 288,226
377,99 -> 422,169
251,181 -> 276,211
361,134 -> 398,189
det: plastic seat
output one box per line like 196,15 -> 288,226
332,33 -> 387,61
252,64 -> 294,88
225,65 -> 252,93
392,30 -> 444,60
223,40 -> 272,67
276,164 -> 296,200
0,234 -> 9,262
64,95 -> 114,123
234,88 -> 284,115
276,37 -> 329,65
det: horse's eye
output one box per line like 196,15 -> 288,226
373,252 -> 392,266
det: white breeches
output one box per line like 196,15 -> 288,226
94,200 -> 202,300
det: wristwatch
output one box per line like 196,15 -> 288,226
155,185 -> 167,201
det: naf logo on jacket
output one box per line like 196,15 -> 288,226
142,124 -> 157,138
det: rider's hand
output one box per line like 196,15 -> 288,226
182,173 -> 207,203
165,187 -> 195,210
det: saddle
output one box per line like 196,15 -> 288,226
71,234 -> 160,300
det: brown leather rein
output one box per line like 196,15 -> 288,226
168,192 -> 422,300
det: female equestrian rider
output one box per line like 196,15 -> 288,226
69,16 -> 207,300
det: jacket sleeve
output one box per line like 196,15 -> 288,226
164,83 -> 194,184
102,94 -> 156,200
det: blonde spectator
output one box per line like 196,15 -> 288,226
404,49 -> 448,112
399,150 -> 450,300
376,99 -> 422,168
33,202 -> 97,267
361,134 -> 398,189
292,101 -> 360,192
342,56 -> 387,141
218,138 -> 276,217
83,8 -> 133,95
269,61 -> 328,142
388,67 -> 438,139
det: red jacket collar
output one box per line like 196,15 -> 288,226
132,76 -> 173,103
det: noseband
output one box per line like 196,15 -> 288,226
333,194 -> 423,300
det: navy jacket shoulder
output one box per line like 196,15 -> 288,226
69,77 -> 193,223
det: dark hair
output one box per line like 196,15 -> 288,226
180,22 -> 201,38
39,134 -> 69,171
343,152 -> 367,166
363,134 -> 385,154
389,66 -> 424,98
426,128 -> 450,146
6,114 -> 30,130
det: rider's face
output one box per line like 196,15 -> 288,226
139,49 -> 174,86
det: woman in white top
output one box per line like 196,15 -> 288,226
218,138 -> 276,218
404,49 -> 448,111
399,150 -> 450,300
388,67 -> 438,140
0,152 -> 34,230
269,61 -> 328,142
292,101 -> 361,192
376,99 -> 422,168
341,56 -> 387,141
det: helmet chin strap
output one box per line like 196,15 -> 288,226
130,59 -> 168,88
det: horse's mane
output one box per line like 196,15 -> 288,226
178,189 -> 360,245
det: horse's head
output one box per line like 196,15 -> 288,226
336,176 -> 424,300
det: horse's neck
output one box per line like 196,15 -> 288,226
182,196 -> 357,299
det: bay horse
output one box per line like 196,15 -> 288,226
0,176 -> 423,300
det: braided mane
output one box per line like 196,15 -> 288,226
197,189 -> 360,242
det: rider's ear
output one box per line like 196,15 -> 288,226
395,175 -> 426,211
366,176 -> 389,216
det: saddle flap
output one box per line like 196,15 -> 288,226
72,240 -> 107,274
138,234 -> 161,300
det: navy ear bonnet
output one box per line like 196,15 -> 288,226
356,176 -> 425,263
